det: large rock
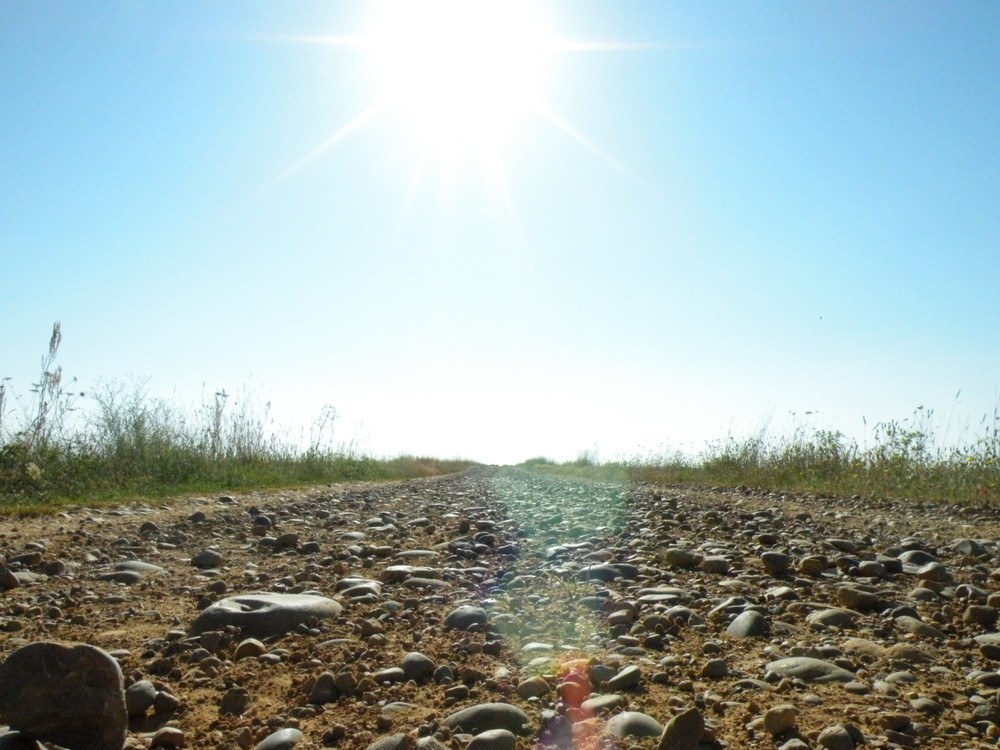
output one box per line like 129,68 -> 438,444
0,642 -> 127,750
442,702 -> 531,735
190,593 -> 342,638
765,657 -> 855,684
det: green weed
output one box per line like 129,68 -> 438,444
0,323 -> 476,512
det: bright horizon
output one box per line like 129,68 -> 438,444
3,2 -> 999,465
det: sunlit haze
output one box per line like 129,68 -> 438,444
3,2 -> 999,465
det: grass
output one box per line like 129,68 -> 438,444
0,323 -> 475,513
523,407 -> 1000,506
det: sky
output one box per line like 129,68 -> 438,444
2,1 -> 999,465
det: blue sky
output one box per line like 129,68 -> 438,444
3,1 -> 999,464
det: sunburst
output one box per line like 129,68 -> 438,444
261,1 -> 644,232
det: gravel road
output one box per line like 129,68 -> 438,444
3,467 -> 1000,750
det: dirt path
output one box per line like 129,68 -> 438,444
3,468 -> 1000,750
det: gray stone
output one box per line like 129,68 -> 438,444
254,728 -> 304,750
576,564 -> 620,582
806,608 -> 857,629
605,711 -> 664,738
726,610 -> 769,638
607,664 -> 642,691
895,615 -> 946,640
761,551 -> 791,576
0,642 -> 127,750
442,702 -> 531,735
443,605 -> 488,631
191,548 -> 224,568
954,539 -> 988,557
656,706 -> 704,750
99,570 -> 144,584
366,735 -> 413,750
115,560 -> 165,574
763,704 -> 797,735
219,687 -> 251,716
664,549 -> 702,569
837,586 -> 880,612
580,694 -> 625,714
190,593 -> 342,637
765,657 -> 855,683
125,679 -> 157,716
149,727 -> 184,749
308,672 -> 338,704
400,651 -> 436,681
466,729 -> 517,750
817,725 -> 854,750
516,676 -> 551,698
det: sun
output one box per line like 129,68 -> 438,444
258,3 -> 639,227
363,0 -> 554,162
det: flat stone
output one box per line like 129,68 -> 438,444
254,728 -> 304,750
580,694 -> 625,714
190,593 -> 342,637
0,642 -> 127,750
576,564 -> 620,582
114,560 -> 165,574
895,615 -> 946,640
442,702 -> 531,735
765,657 -> 855,683
807,608 -> 858,629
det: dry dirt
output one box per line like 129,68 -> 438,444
3,467 -> 1000,750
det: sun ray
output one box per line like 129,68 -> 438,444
276,102 -> 383,185
535,104 -> 635,178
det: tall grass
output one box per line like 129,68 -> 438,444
0,323 -> 475,511
525,407 -> 1000,505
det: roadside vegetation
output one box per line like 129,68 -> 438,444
0,323 -> 475,513
523,407 -> 1000,505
